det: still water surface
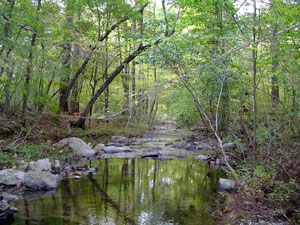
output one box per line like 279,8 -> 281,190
11,158 -> 221,225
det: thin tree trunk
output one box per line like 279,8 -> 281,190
21,0 -> 41,120
252,0 -> 257,157
271,25 -> 279,105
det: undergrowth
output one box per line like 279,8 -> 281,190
0,111 -> 149,169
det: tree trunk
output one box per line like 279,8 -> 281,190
21,0 -> 41,120
271,26 -> 279,104
59,3 -> 148,110
59,10 -> 73,112
252,0 -> 257,156
74,43 -> 151,128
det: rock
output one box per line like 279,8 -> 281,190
103,146 -> 132,154
28,158 -> 51,172
185,144 -> 197,150
223,142 -> 236,150
94,143 -> 105,152
219,178 -> 235,190
1,192 -> 19,201
0,169 -> 25,186
155,157 -> 173,161
98,152 -> 136,159
193,155 -> 210,161
176,154 -> 187,158
141,150 -> 160,158
53,160 -> 60,169
172,143 -> 183,149
16,160 -> 29,172
56,137 -> 95,157
0,202 -> 17,220
152,147 -> 162,151
111,136 -> 127,143
24,171 -> 59,190
197,143 -> 212,150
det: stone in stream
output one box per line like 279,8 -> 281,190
98,152 -> 136,159
172,143 -> 184,149
93,143 -> 105,152
219,178 -> 235,190
1,192 -> 19,201
28,158 -> 51,172
193,155 -> 210,161
197,143 -> 213,150
185,144 -> 197,150
0,202 -> 17,221
56,137 -> 95,157
111,136 -> 128,143
24,171 -> 59,190
176,153 -> 187,159
141,150 -> 160,158
103,146 -> 132,154
0,169 -> 25,186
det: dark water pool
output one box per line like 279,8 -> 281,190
10,158 -> 221,225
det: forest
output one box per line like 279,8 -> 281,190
0,0 -> 299,224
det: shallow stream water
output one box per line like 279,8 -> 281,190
9,123 -> 222,225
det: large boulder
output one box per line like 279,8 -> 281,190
24,171 -> 59,190
103,146 -> 132,154
28,158 -> 51,172
193,155 -> 210,161
0,169 -> 25,186
0,202 -> 17,220
56,137 -> 95,157
219,178 -> 235,190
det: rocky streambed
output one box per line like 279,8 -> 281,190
0,121 -> 236,224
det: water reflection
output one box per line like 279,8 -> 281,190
11,158 -> 220,225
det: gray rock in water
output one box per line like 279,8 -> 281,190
219,178 -> 235,190
24,171 -> 59,190
185,144 -> 197,150
0,169 -> 25,186
141,150 -> 160,158
93,143 -> 105,152
103,146 -> 132,154
28,158 -> 51,172
1,192 -> 19,201
0,202 -> 17,220
197,143 -> 212,150
56,137 -> 95,157
111,136 -> 128,143
98,152 -> 136,159
176,154 -> 187,159
193,155 -> 210,161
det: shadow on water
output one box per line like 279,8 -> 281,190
10,158 -> 222,225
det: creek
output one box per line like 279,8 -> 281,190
9,122 -> 223,225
